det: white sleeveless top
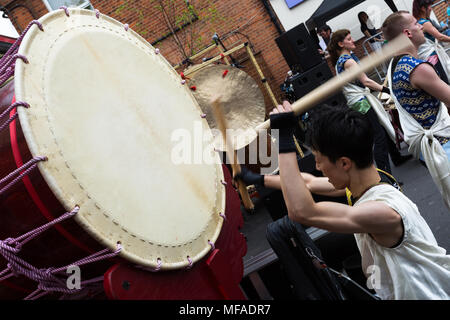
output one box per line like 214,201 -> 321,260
354,184 -> 450,300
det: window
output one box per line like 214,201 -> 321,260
42,0 -> 93,11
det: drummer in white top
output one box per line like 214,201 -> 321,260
267,103 -> 450,300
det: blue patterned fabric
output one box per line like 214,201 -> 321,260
392,55 -> 448,145
336,53 -> 364,88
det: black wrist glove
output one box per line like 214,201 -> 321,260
270,111 -> 297,154
381,86 -> 390,94
234,166 -> 264,187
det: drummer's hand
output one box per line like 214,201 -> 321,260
234,166 -> 265,187
269,101 -> 297,154
270,100 -> 293,115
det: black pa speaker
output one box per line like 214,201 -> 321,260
290,61 -> 346,107
275,23 -> 323,73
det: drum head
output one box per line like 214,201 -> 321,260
15,9 -> 225,270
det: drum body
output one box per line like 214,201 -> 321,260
0,81 -> 110,299
0,9 -> 245,300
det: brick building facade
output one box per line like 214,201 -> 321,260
0,0 -> 448,114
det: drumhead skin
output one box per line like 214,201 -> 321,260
14,9 -> 225,270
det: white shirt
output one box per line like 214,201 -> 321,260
354,184 -> 450,300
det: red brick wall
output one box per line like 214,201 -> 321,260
432,0 -> 448,23
0,0 -> 48,32
2,0 -> 290,115
91,0 -> 291,115
7,1 -> 446,112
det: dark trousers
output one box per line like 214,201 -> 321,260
385,128 -> 404,163
364,107 -> 392,174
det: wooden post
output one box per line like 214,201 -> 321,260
211,98 -> 254,211
216,45 -> 231,65
184,43 -> 246,77
244,43 -> 278,108
173,43 -> 220,70
244,44 -> 305,157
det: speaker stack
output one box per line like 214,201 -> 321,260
275,23 -> 346,107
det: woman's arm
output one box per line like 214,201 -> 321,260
422,21 -> 450,42
344,58 -> 384,91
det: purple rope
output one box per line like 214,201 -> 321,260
0,112 -> 17,132
208,240 -> 215,251
0,215 -> 121,300
50,243 -> 122,274
0,20 -> 43,67
0,20 -> 42,87
0,54 -> 28,75
0,102 -> 30,132
221,180 -> 227,186
59,6 -> 70,17
0,208 -> 78,257
135,258 -> 162,273
0,101 -> 29,120
124,24 -> 129,31
186,256 -> 193,270
95,9 -> 100,19
0,156 -> 47,196
0,67 -> 16,86
219,212 -> 226,220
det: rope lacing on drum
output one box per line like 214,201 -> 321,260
0,156 -> 46,196
134,257 -> 162,273
0,20 -> 43,87
208,240 -> 215,251
0,101 -> 30,132
186,256 -> 193,270
59,6 -> 70,17
0,207 -> 122,300
0,54 -> 28,84
0,20 -> 42,66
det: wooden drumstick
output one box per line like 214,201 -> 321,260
210,97 -> 255,211
255,34 -> 411,131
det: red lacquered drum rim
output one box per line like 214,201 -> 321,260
9,96 -> 94,254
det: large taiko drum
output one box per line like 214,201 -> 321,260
0,8 -> 246,300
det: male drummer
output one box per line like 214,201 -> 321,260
382,11 -> 450,207
254,103 -> 450,299
382,11 -> 450,127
